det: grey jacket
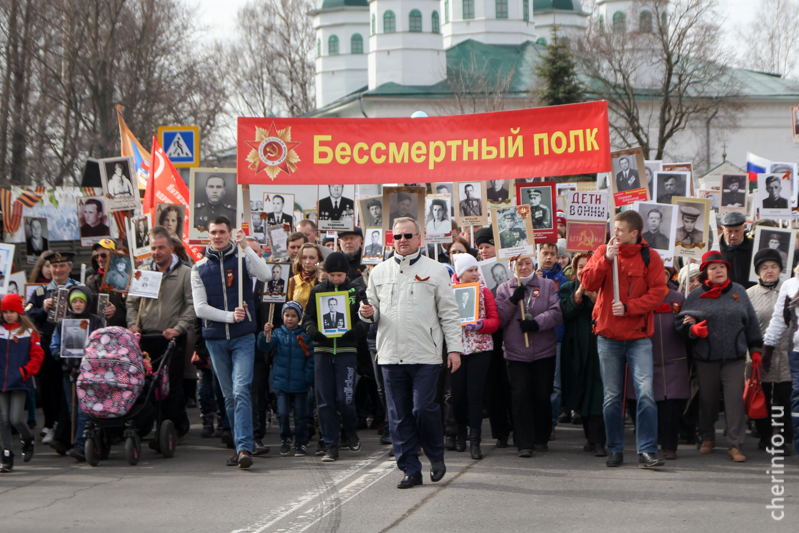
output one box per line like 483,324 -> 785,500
675,281 -> 763,362
747,282 -> 792,383
127,258 -> 195,335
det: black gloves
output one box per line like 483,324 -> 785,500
783,295 -> 792,326
509,285 -> 527,305
311,331 -> 328,343
517,318 -> 539,333
340,329 -> 357,341
762,345 -> 775,373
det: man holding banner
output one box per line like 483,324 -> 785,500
191,216 -> 271,469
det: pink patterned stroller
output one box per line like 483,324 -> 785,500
77,327 -> 177,466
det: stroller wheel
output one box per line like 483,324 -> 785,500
125,437 -> 140,466
159,420 -> 177,459
85,437 -> 100,467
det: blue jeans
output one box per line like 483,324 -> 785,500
63,377 -> 89,453
789,351 -> 799,454
382,364 -> 445,477
551,343 -> 562,424
276,390 -> 309,445
206,335 -> 255,453
597,337 -> 658,454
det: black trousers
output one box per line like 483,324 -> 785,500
506,356 -> 556,450
756,381 -> 794,446
628,398 -> 686,451
582,415 -> 606,446
450,351 -> 491,430
38,340 -> 62,429
140,334 -> 190,437
251,352 -> 269,439
487,336 -> 512,440
355,343 -> 383,425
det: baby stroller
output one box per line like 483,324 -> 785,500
76,327 -> 178,466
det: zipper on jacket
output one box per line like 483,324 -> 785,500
627,281 -> 632,297
217,248 -> 231,340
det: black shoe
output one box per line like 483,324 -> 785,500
280,439 -> 292,456
445,434 -> 456,451
294,445 -> 308,457
469,428 -> 483,460
68,449 -> 86,463
322,446 -> 339,462
21,439 -> 34,462
571,413 -> 583,425
496,438 -> 508,448
397,473 -> 423,489
221,430 -> 235,449
583,442 -> 596,452
557,411 -> 571,424
430,460 -> 446,482
201,425 -> 215,438
518,449 -> 533,458
1,450 -> 13,472
594,444 -> 608,457
380,432 -> 392,445
316,441 -> 327,456
253,439 -> 270,456
49,440 -> 68,456
226,453 -> 239,466
606,452 -> 623,467
639,452 -> 664,468
346,431 -> 361,452
455,425 -> 467,453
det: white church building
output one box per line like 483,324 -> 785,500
305,0 -> 799,175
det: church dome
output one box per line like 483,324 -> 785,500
318,0 -> 367,9
533,0 -> 579,10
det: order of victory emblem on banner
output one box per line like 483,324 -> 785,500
244,122 -> 301,180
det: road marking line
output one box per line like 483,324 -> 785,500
231,450 -> 389,533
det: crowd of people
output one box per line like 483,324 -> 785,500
0,207 -> 796,490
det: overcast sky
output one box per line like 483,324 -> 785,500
197,0 -> 757,60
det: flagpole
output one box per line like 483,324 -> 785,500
237,185 -> 244,309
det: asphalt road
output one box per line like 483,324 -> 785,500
1,411 -> 795,533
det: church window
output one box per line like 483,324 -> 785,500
496,0 -> 508,19
463,0 -> 474,20
639,10 -> 652,32
612,11 -> 626,33
523,0 -> 529,21
432,11 -> 440,33
351,34 -> 363,54
328,35 -> 339,55
384,10 -> 396,33
409,9 -> 422,32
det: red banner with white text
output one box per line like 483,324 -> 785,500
236,101 -> 612,185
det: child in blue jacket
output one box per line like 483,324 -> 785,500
257,301 -> 314,457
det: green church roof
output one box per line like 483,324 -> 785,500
318,0 -> 368,9
533,0 -> 580,11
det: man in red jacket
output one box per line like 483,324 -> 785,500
581,211 -> 666,469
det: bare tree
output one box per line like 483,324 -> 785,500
224,0 -> 315,119
578,0 -> 743,164
740,0 -> 799,80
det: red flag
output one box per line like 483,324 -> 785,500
146,135 -> 204,262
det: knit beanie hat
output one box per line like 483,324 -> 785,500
324,252 -> 349,274
557,238 -> 569,257
453,253 -> 479,278
753,248 -> 784,274
69,289 -> 89,306
474,226 -> 494,247
282,301 -> 304,320
1,293 -> 24,315
677,263 -> 700,290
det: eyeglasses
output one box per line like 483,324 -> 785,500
94,252 -> 109,259
393,233 -> 418,241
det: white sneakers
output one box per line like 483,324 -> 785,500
41,424 -> 56,445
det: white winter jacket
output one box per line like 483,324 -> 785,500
361,249 -> 463,365
764,277 -> 799,353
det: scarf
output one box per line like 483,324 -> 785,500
700,278 -> 730,299
300,268 -> 316,283
758,278 -> 779,290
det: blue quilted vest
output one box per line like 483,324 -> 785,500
196,243 -> 256,340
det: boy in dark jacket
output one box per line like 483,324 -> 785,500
302,252 -> 368,462
258,301 -> 314,457
50,285 -> 105,461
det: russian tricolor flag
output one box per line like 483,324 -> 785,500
746,152 -> 771,182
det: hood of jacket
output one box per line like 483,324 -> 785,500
66,284 -> 95,319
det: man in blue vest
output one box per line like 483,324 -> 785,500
191,216 -> 271,469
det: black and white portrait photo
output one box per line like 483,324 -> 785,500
453,283 -> 479,325
0,244 -> 13,291
317,292 -> 350,336
457,182 -> 483,218
363,229 -> 384,260
156,204 -> 185,239
61,319 -> 89,358
479,259 -> 511,293
385,188 -> 423,230
78,197 -> 111,246
644,161 -> 663,198
519,186 -> 554,230
24,217 -> 48,261
266,224 -> 290,262
264,193 -> 295,229
757,172 -> 792,218
317,185 -> 355,231
698,190 -> 720,211
721,174 -> 747,211
102,253 -> 132,292
612,154 -> 641,192
99,156 -> 140,212
634,201 -> 677,266
133,216 -> 150,253
487,180 -> 512,208
262,263 -> 290,303
191,170 -> 237,236
674,202 -> 706,246
749,226 -> 795,283
358,197 -> 383,228
654,172 -> 689,205
434,183 -> 456,216
425,196 -> 451,237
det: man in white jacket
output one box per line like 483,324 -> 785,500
360,217 -> 463,489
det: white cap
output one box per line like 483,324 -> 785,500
453,253 -> 479,278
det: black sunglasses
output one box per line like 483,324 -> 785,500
393,233 -> 417,241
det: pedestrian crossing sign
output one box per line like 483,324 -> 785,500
157,125 -> 200,168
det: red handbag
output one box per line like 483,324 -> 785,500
743,364 -> 768,419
